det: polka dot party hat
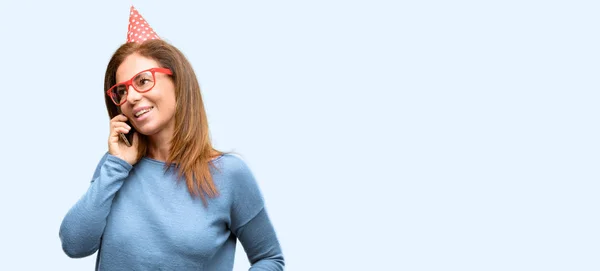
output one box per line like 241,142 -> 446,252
126,6 -> 160,43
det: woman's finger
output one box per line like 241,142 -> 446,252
111,122 -> 131,131
110,114 -> 129,123
114,127 -> 130,135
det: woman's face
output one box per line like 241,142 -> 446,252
115,53 -> 176,136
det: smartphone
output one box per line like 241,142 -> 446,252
117,109 -> 135,147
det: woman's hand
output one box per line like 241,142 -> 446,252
108,114 -> 140,165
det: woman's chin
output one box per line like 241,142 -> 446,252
134,120 -> 174,138
135,126 -> 160,137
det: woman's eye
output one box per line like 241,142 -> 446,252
137,78 -> 151,85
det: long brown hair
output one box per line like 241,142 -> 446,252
104,39 -> 231,206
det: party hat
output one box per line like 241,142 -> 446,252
126,6 -> 160,43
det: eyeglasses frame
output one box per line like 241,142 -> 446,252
106,67 -> 173,106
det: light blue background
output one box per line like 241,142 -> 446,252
0,0 -> 598,270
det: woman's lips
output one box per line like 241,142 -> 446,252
133,106 -> 153,117
135,106 -> 154,120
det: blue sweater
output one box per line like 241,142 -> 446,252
59,153 -> 284,270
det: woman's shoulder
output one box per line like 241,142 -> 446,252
214,153 -> 264,213
211,152 -> 250,170
212,153 -> 259,188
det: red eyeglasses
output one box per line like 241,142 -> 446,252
106,67 -> 173,105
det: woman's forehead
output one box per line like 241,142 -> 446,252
116,54 -> 159,82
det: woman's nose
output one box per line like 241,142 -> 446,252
126,85 -> 142,104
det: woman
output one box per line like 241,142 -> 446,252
59,7 -> 284,270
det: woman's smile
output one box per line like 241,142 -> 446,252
133,106 -> 154,119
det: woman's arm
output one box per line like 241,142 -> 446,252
58,153 -> 132,258
229,158 -> 285,270
234,208 -> 285,270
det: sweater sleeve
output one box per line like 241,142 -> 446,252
59,152 -> 132,258
229,159 -> 285,270
235,208 -> 285,270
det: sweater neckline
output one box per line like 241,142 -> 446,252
140,154 -> 226,166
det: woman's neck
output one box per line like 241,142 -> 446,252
146,123 -> 174,162
144,121 -> 221,162
147,140 -> 171,162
